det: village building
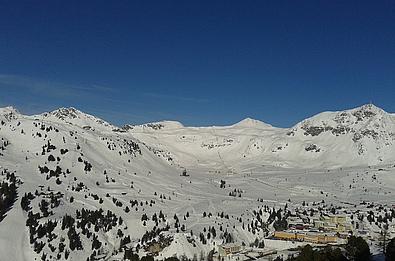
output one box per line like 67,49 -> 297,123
218,243 -> 243,256
313,215 -> 353,233
273,231 -> 340,244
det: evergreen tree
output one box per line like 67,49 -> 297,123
386,238 -> 395,261
346,236 -> 370,261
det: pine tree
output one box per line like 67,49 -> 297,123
386,237 -> 395,261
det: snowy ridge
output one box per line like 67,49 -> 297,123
130,104 -> 395,168
127,121 -> 185,131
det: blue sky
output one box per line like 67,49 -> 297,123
0,1 -> 394,127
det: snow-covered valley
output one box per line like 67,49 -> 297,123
0,104 -> 394,261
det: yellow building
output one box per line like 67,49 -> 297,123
273,231 -> 339,244
273,231 -> 298,241
296,233 -> 305,241
304,234 -> 338,244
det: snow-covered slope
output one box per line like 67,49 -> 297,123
0,104 -> 394,261
128,117 -> 285,169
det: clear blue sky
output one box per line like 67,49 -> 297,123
0,1 -> 394,127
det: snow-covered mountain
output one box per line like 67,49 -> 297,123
3,104 -> 393,169
35,107 -> 116,132
129,104 -> 395,168
286,104 -> 395,166
0,104 -> 394,261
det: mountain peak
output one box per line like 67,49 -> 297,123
358,103 -> 382,110
233,117 -> 272,128
350,103 -> 385,116
0,106 -> 20,121
36,107 -> 115,129
289,103 -> 395,139
0,106 -> 19,114
49,107 -> 82,119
